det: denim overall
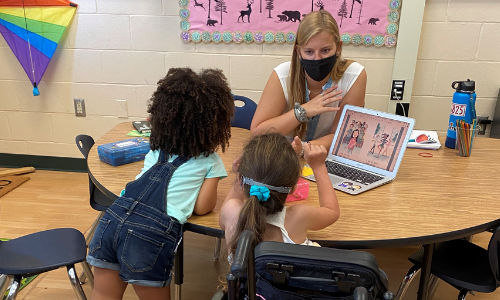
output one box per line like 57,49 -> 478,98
87,152 -> 186,287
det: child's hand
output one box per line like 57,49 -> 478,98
291,136 -> 303,156
232,154 -> 243,172
304,142 -> 328,169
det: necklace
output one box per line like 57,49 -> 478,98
309,88 -> 322,95
307,79 -> 326,95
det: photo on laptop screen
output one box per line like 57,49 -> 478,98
331,110 -> 411,172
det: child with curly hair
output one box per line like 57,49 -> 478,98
87,68 -> 234,300
219,132 -> 340,259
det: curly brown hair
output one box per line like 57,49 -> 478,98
147,68 -> 234,159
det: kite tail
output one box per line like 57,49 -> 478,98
33,83 -> 40,96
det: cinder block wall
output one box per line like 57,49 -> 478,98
0,0 -> 498,158
410,0 -> 500,131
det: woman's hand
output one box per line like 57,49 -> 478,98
291,136 -> 303,156
303,142 -> 328,169
302,86 -> 343,118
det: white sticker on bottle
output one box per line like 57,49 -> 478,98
450,103 -> 466,117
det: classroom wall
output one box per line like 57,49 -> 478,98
0,0 -> 498,158
410,0 -> 500,132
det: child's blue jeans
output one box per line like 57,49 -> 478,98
87,153 -> 187,287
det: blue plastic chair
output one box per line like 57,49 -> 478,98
0,228 -> 91,300
231,95 -> 257,130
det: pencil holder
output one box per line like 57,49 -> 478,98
455,123 -> 480,157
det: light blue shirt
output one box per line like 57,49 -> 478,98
131,150 -> 227,224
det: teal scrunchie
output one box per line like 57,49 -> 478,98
250,185 -> 270,202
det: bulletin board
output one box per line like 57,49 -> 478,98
179,0 -> 401,47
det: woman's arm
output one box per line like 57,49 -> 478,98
193,177 -> 220,215
250,71 -> 300,136
251,71 -> 343,137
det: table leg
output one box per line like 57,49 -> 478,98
174,235 -> 184,300
417,243 -> 434,300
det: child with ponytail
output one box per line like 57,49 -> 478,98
219,132 -> 340,257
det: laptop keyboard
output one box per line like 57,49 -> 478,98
325,161 -> 384,185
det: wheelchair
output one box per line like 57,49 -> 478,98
213,230 -> 394,300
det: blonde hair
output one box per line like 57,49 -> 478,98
288,10 -> 353,139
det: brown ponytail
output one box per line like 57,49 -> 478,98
228,195 -> 268,254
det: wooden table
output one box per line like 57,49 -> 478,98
88,122 -> 500,300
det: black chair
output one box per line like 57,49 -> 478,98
0,228 -> 91,300
215,230 -> 394,300
213,96 -> 258,261
395,227 -> 500,300
75,135 -> 115,211
75,135 -> 115,283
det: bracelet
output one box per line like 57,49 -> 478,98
297,148 -> 304,157
294,102 -> 309,123
297,141 -> 305,157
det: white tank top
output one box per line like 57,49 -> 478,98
266,207 -> 316,246
274,61 -> 364,140
227,208 -> 318,264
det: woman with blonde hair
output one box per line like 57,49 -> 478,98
251,10 -> 366,156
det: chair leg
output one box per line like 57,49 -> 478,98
80,211 -> 104,284
81,261 -> 94,289
174,234 -> 184,300
394,264 -> 421,300
0,275 -> 13,298
457,288 -> 470,300
67,265 -> 88,300
214,237 -> 222,261
426,274 -> 440,300
5,275 -> 21,300
85,212 -> 104,245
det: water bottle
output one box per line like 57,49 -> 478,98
445,79 -> 476,149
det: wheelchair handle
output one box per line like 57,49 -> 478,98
231,230 -> 255,277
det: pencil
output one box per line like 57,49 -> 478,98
464,122 -> 468,156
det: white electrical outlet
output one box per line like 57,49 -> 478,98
116,100 -> 128,118
74,98 -> 86,117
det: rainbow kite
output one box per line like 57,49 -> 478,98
0,0 -> 77,96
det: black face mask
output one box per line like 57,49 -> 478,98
300,54 -> 337,82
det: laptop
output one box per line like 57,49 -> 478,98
303,105 -> 415,195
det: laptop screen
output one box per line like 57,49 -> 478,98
331,109 -> 411,172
